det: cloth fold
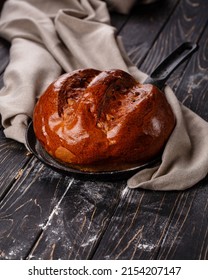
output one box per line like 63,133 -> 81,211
0,0 -> 207,191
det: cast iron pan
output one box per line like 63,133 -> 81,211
26,42 -> 198,181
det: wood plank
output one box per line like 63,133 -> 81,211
0,137 -> 126,260
93,181 -> 208,260
93,188 -> 183,259
0,158 -> 126,260
27,180 -> 126,260
0,158 -> 75,259
155,22 -> 208,260
0,127 -> 30,199
93,0 -> 208,260
175,24 -> 208,121
110,12 -> 130,34
140,0 -> 208,89
156,180 -> 208,259
119,0 -> 179,66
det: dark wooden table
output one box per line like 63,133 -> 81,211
0,0 -> 207,260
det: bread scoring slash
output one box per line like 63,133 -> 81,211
33,69 -> 175,170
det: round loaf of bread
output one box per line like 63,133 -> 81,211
33,69 -> 175,169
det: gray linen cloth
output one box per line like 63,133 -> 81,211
0,0 -> 208,191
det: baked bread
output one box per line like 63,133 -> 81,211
33,69 -> 175,170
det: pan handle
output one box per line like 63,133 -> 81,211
143,42 -> 198,89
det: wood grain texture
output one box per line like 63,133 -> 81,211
119,0 -> 179,66
175,22 -> 208,121
110,12 -> 130,34
0,159 -> 74,259
157,181 -> 208,259
94,182 -> 208,260
93,188 -> 181,259
140,0 -> 208,88
154,22 -> 208,260
28,181 -> 126,259
0,148 -> 126,260
27,180 -> 126,260
0,127 -> 30,199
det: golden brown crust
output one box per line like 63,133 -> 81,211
33,69 -> 175,168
